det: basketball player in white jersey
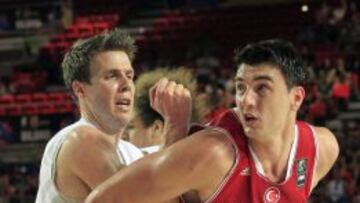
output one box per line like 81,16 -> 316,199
35,28 -> 191,203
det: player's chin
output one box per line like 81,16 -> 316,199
243,125 -> 263,136
115,113 -> 132,123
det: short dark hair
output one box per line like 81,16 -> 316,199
62,28 -> 136,89
134,68 -> 206,127
234,39 -> 307,89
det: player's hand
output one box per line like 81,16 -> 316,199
149,78 -> 192,145
149,78 -> 192,125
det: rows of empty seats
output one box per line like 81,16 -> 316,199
0,92 -> 75,116
11,71 -> 48,94
40,13 -> 119,63
135,4 -> 310,61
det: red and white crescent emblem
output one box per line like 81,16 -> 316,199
263,187 -> 281,203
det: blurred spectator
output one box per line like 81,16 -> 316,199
328,0 -> 348,25
349,71 -> 359,99
326,57 -> 347,86
309,94 -> 328,125
0,15 -> 10,31
326,167 -> 347,203
0,122 -> 15,145
0,80 -> 8,95
331,72 -> 351,111
61,0 -> 73,29
315,1 -> 331,25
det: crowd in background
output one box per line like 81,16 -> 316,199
0,0 -> 359,202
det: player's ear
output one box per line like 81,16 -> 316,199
291,86 -> 305,111
151,119 -> 164,136
72,81 -> 86,99
149,119 -> 164,145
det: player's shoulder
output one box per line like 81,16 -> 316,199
312,125 -> 339,181
312,125 -> 339,152
187,126 -> 236,166
60,124 -> 113,164
68,125 -> 110,148
175,127 -> 237,190
208,108 -> 237,125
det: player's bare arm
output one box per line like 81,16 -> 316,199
56,126 -> 122,199
311,126 -> 339,190
85,128 -> 236,203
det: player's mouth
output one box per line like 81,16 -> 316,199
243,113 -> 260,126
115,98 -> 131,111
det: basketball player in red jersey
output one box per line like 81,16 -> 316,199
85,39 -> 339,203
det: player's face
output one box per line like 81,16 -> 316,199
127,114 -> 164,147
127,115 -> 153,147
234,63 -> 302,141
83,51 -> 135,133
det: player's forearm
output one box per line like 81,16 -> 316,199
163,119 -> 189,147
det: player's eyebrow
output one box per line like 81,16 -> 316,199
234,75 -> 274,83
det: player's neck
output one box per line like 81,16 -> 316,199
80,109 -> 123,144
248,122 -> 296,183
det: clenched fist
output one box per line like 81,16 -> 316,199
149,78 -> 192,145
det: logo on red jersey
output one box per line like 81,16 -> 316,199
240,167 -> 250,176
296,159 -> 308,187
263,187 -> 280,203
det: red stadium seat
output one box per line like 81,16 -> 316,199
32,93 -> 48,103
15,94 -> 31,104
39,43 -> 56,55
0,95 -> 15,104
54,42 -> 70,54
65,32 -> 81,43
50,34 -> 66,43
65,25 -> 80,35
54,102 -> 74,113
76,23 -> 94,37
22,104 -> 39,115
93,22 -> 110,34
0,106 -> 5,116
5,105 -> 22,116
38,103 -> 56,115
48,92 -> 66,102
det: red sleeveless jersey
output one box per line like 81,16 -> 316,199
206,109 -> 318,203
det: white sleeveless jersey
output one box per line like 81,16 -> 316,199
140,145 -> 161,154
35,118 -> 143,203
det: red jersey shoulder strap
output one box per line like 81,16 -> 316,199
295,121 -> 318,196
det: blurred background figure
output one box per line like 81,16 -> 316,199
0,0 -> 359,202
127,67 -> 207,154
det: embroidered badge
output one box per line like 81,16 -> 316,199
263,187 -> 281,203
240,167 -> 250,176
296,159 -> 308,187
